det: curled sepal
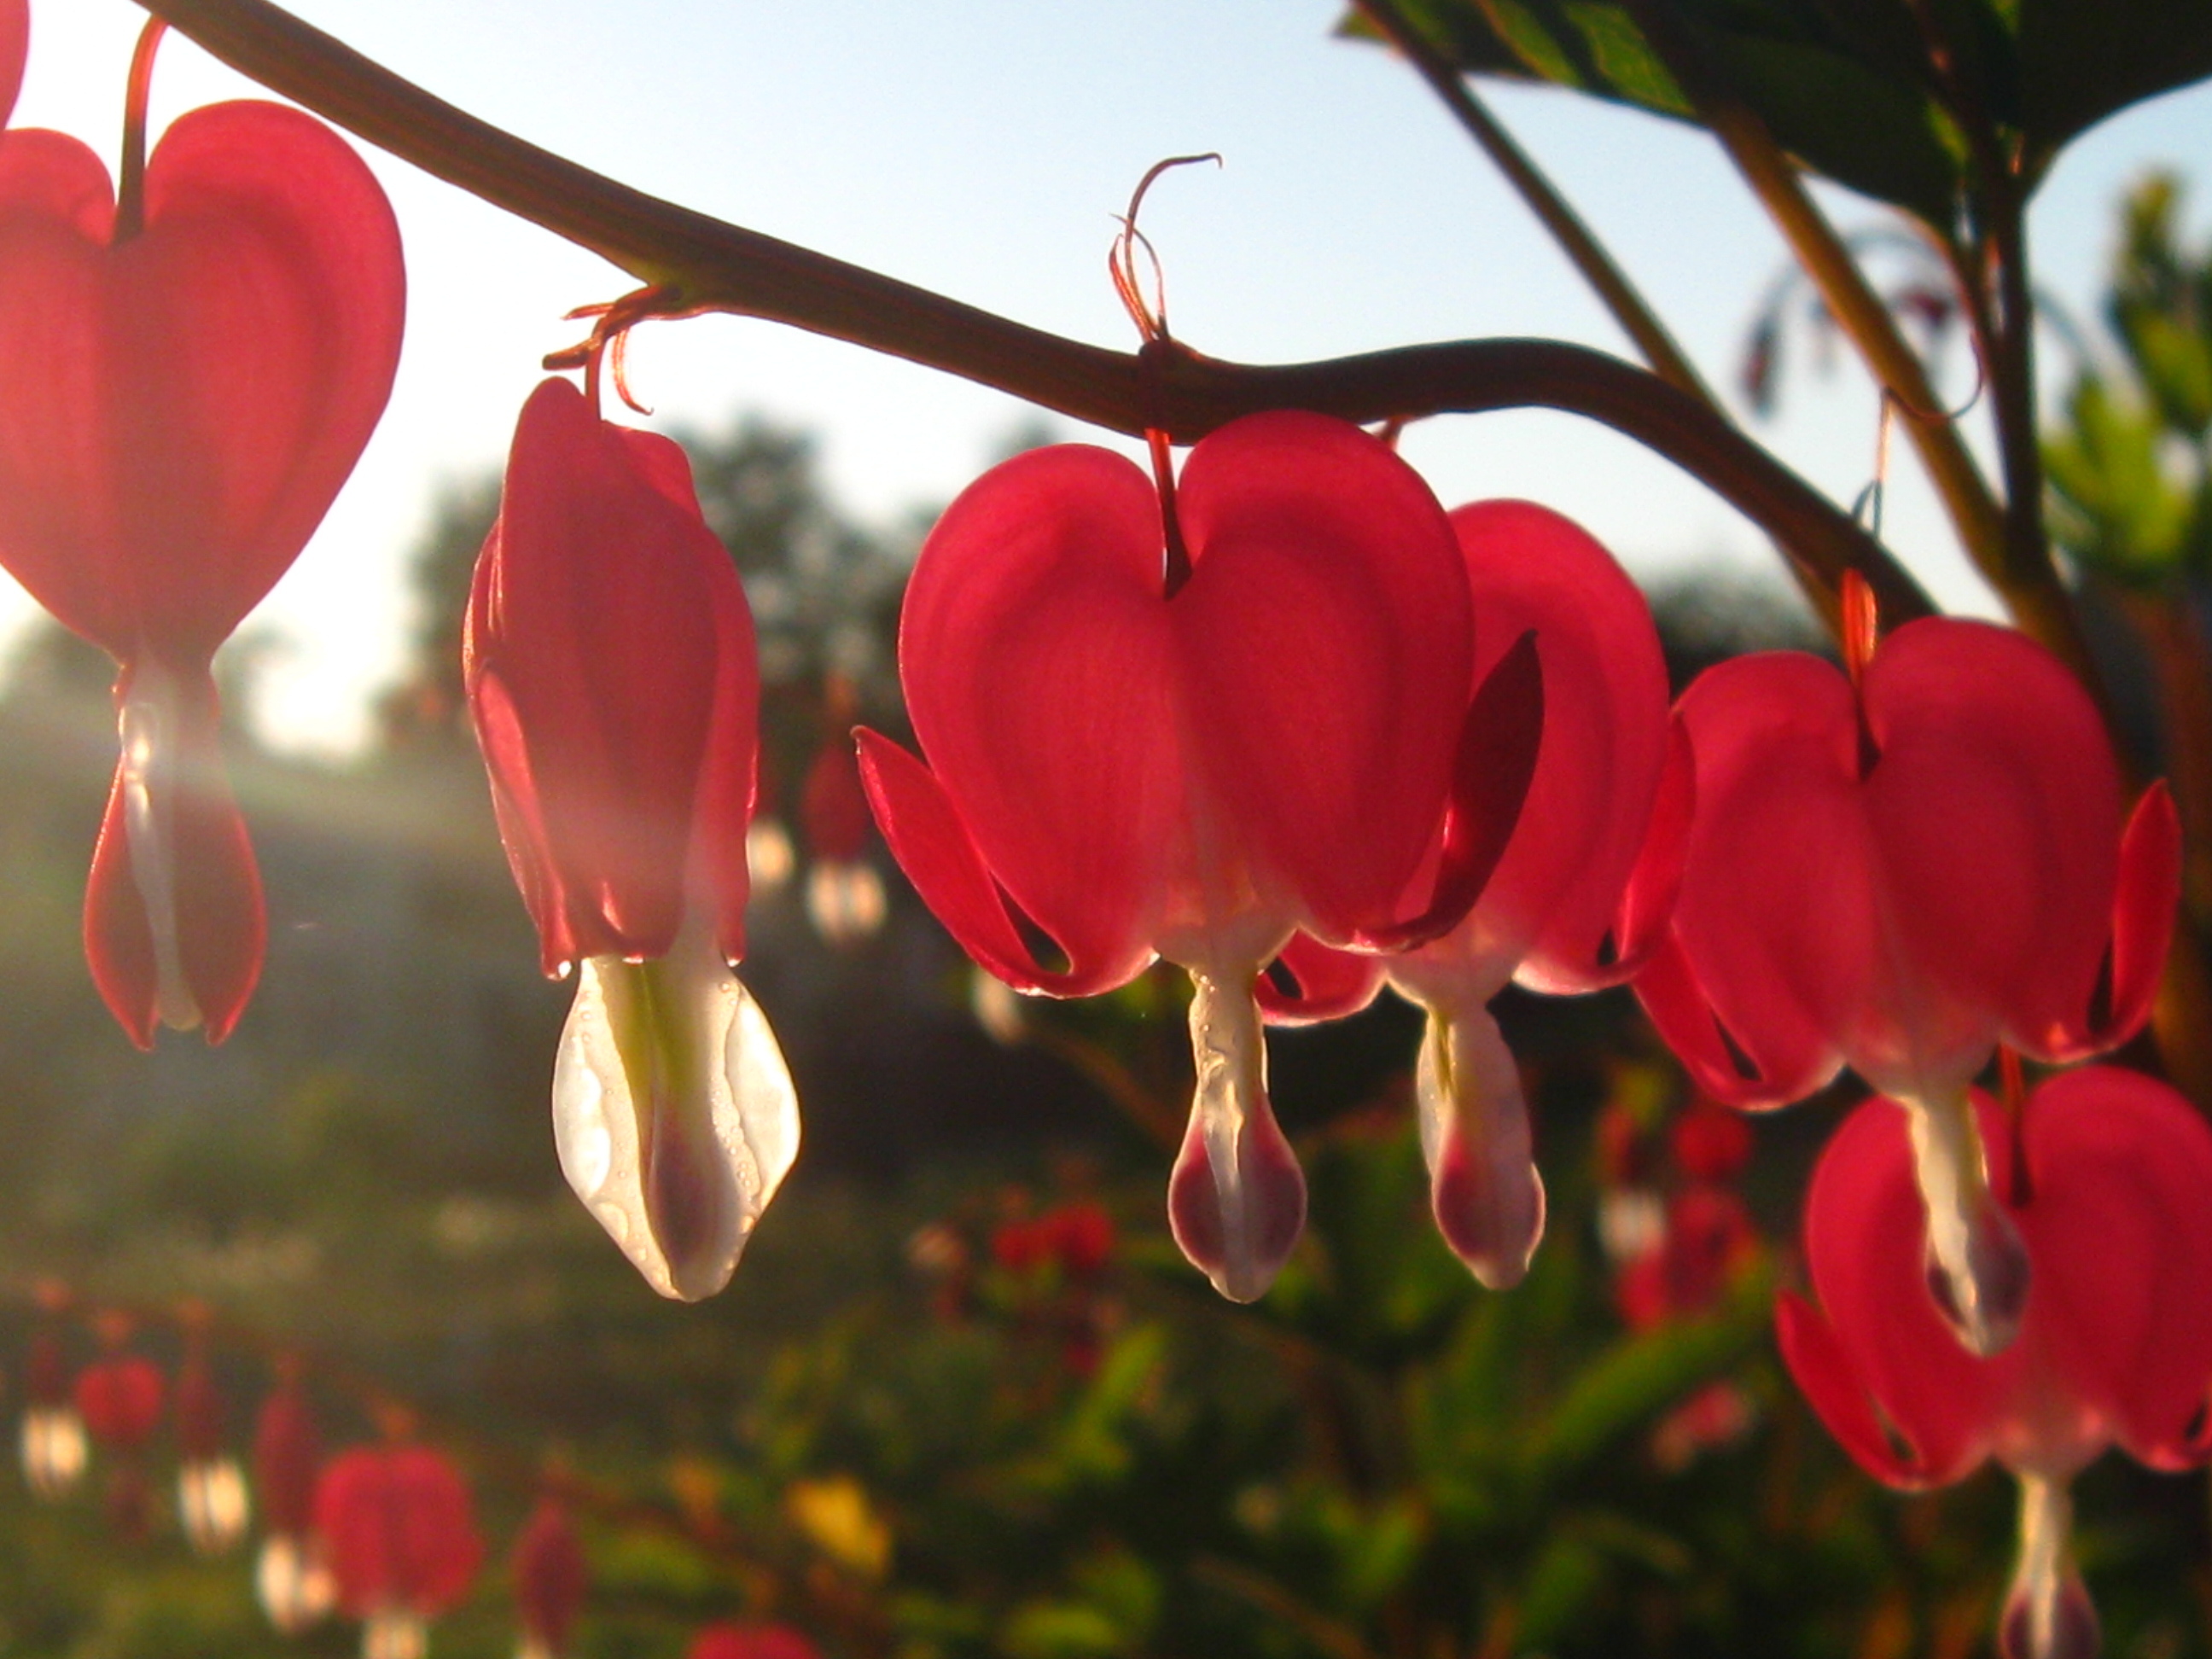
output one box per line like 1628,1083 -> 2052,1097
553,920 -> 800,1301
856,731 -> 1146,998
1902,1086 -> 2029,1358
1416,999 -> 1545,1289
2040,781 -> 2180,1062
85,660 -> 264,1048
1253,932 -> 1385,1026
2000,1476 -> 2100,1659
1167,969 -> 1306,1301
1348,632 -> 1545,953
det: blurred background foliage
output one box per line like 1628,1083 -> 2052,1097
0,164 -> 2209,1659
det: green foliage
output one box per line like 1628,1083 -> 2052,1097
1342,0 -> 2212,228
2046,172 -> 2212,588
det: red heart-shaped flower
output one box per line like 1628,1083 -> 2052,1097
0,102 -> 403,662
0,101 -> 404,1045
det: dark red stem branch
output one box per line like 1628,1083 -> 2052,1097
137,0 -> 1928,625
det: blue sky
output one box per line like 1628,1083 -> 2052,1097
16,0 -> 2212,751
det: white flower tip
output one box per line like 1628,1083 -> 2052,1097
1168,1100 -> 1306,1302
20,1408 -> 87,1499
554,942 -> 800,1301
1171,973 -> 1304,1301
1432,1144 -> 1546,1289
1417,1002 -> 1545,1288
257,1533 -> 336,1634
1923,1190 -> 2029,1358
179,1456 -> 251,1555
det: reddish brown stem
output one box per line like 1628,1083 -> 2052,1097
137,0 -> 1927,625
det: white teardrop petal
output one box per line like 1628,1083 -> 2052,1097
1416,1000 -> 1545,1289
1901,1086 -> 2029,1357
2000,1474 -> 2100,1659
552,924 -> 800,1301
1167,968 -> 1306,1302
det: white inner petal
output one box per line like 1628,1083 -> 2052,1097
119,666 -> 202,1032
553,917 -> 800,1301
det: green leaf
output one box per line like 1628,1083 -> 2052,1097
1515,1532 -> 1610,1647
2017,0 -> 2212,173
1518,1284 -> 1769,1491
1337,0 -> 2212,223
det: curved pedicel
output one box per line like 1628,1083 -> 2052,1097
2036,781 -> 2179,1062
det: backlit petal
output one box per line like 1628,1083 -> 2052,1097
1658,652 -> 1873,1096
1172,412 -> 1473,940
84,662 -> 263,1047
1859,620 -> 2121,1088
1799,1096 -> 2005,1483
2037,782 -> 2180,1062
899,444 -> 1185,964
1439,501 -> 1671,987
857,730 -> 1150,997
0,106 -> 403,661
2016,1067 -> 2212,1470
466,379 -> 756,967
1253,932 -> 1386,1025
1775,1292 -> 1930,1487
552,924 -> 800,1302
1167,969 -> 1307,1301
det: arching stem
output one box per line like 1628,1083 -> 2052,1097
114,17 -> 169,244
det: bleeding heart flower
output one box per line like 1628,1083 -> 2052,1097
316,1444 -> 483,1659
20,1314 -> 85,1499
75,1346 -> 165,1541
1637,603 -> 2178,1353
0,0 -> 23,130
174,1336 -> 248,1555
74,1352 -> 163,1452
0,96 -> 404,1045
685,1624 -> 822,1659
510,1496 -> 587,1659
800,736 -> 885,944
466,376 -> 798,1302
1258,500 -> 1683,1288
860,413 -> 1540,1300
1777,1069 -> 2212,1659
255,1370 -> 336,1634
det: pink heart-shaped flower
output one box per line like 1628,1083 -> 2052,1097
0,102 -> 404,1045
